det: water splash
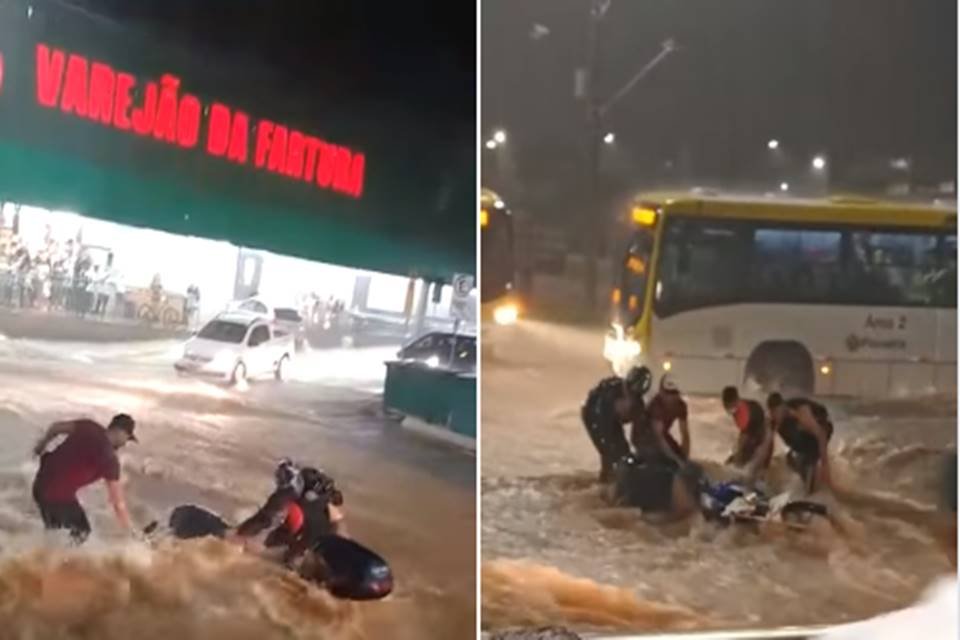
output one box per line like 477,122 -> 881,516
0,539 -> 363,640
482,559 -> 711,632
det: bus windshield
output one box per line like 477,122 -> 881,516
481,208 -> 515,302
617,228 -> 655,327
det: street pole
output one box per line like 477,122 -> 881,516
583,0 -> 604,309
581,0 -> 675,309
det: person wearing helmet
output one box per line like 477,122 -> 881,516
722,386 -> 773,486
767,393 -> 834,493
631,374 -> 690,469
276,466 -> 348,575
581,366 -> 653,482
231,460 -> 347,562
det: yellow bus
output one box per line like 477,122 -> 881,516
603,191 -> 957,397
481,188 -> 520,325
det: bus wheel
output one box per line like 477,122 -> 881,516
744,342 -> 814,395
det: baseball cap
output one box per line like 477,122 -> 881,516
109,413 -> 137,442
660,373 -> 680,394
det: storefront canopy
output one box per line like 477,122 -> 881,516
0,0 -> 474,281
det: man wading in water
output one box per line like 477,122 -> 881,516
32,414 -> 138,543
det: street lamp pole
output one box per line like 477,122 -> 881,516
583,0 -> 603,309
582,0 -> 675,308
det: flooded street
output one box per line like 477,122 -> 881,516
481,320 -> 955,634
0,338 -> 475,639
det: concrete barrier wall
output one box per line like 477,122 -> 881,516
383,362 -> 476,439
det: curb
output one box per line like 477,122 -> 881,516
400,415 -> 476,452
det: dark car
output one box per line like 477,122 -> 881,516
397,331 -> 476,373
273,307 -> 307,352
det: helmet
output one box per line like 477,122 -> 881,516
275,458 -> 304,495
624,366 -> 653,397
660,373 -> 680,394
300,466 -> 343,506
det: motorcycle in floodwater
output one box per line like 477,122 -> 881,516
700,480 -> 829,529
613,457 -> 828,529
144,504 -> 393,601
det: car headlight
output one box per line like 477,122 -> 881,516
493,303 -> 519,326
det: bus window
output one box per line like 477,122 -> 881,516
655,219 -> 748,317
850,232 -> 939,306
752,228 -> 842,303
931,235 -> 957,309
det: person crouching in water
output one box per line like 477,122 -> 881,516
230,459 -> 346,577
581,366 -> 653,483
631,373 -> 691,468
767,392 -> 834,494
614,374 -> 701,518
722,386 -> 773,487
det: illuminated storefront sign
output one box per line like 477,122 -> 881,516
32,44 -> 365,199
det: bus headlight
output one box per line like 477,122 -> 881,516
494,303 -> 519,326
603,328 -> 642,365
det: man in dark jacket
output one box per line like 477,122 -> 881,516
581,366 -> 653,482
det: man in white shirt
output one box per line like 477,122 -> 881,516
819,452 -> 957,640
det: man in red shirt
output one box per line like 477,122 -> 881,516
631,373 -> 691,468
32,414 -> 137,543
722,386 -> 773,485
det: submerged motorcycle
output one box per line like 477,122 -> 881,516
614,456 -> 828,529
700,481 -> 829,529
144,504 -> 393,601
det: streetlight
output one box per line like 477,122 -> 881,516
767,139 -> 779,151
780,182 -> 789,192
493,129 -> 507,145
603,132 -> 616,145
485,139 -> 497,150
811,155 -> 827,171
890,157 -> 910,171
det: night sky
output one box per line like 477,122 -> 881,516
57,0 -> 475,123
482,0 -> 956,191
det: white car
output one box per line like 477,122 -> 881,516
175,312 -> 294,384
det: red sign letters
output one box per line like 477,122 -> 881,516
34,44 -> 365,199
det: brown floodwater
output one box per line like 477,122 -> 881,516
481,320 -> 955,634
0,340 -> 475,639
